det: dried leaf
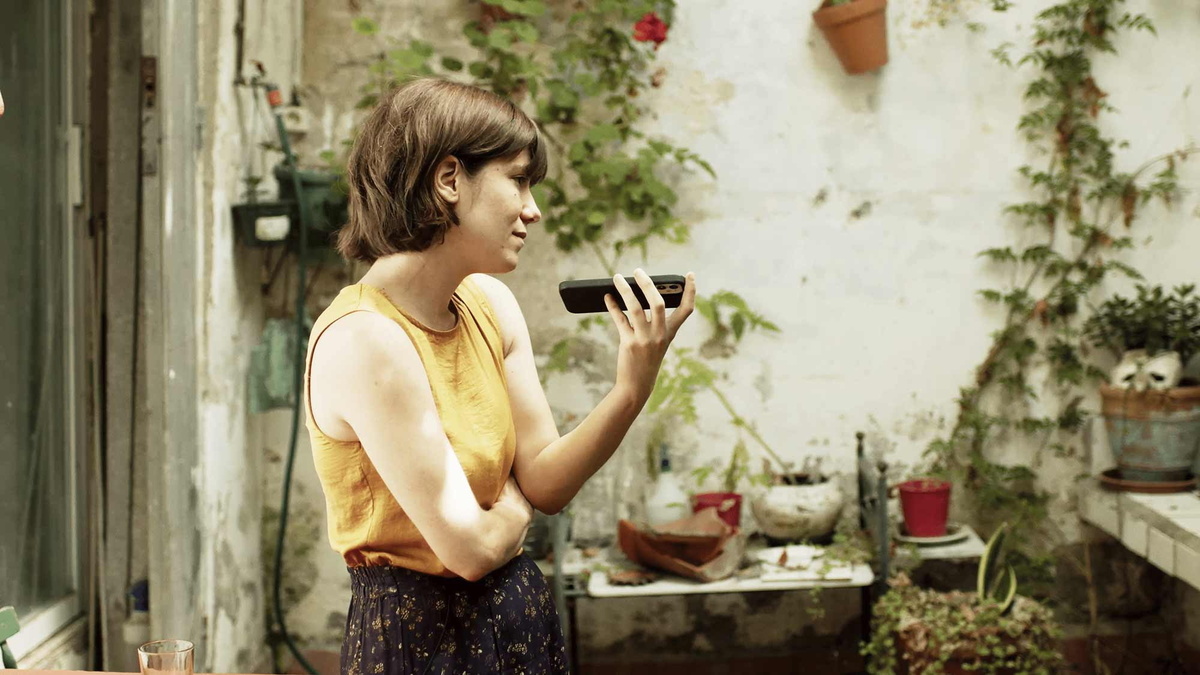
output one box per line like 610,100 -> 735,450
610,569 -> 658,586
1121,184 -> 1138,228
1081,77 -> 1107,118
1032,299 -> 1050,326
1066,185 -> 1081,221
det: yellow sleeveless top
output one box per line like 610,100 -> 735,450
303,278 -> 517,576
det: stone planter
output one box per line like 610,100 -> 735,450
749,475 -> 844,542
1100,383 -> 1200,481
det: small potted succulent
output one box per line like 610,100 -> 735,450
863,524 -> 1065,674
813,0 -> 889,75
1083,284 -> 1200,482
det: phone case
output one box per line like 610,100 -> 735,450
558,274 -> 686,314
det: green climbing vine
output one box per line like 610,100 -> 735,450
339,1 -> 789,489
923,0 -> 1195,583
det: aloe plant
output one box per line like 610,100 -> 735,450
977,523 -> 1017,615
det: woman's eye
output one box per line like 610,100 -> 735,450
513,175 -> 528,185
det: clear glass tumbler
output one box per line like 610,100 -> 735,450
138,639 -> 194,675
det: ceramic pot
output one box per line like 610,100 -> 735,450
692,492 -> 742,528
897,478 -> 951,537
750,476 -> 844,542
813,0 -> 889,75
1101,383 -> 1200,482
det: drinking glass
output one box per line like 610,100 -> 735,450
138,639 -> 194,675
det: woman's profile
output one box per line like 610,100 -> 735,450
305,77 -> 695,674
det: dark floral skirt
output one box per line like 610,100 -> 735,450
341,554 -> 569,675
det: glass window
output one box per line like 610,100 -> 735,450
0,0 -> 83,646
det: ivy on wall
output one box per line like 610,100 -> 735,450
924,0 -> 1195,583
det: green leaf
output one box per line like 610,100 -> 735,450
468,61 -> 494,79
511,21 -> 539,43
351,17 -> 379,35
731,313 -> 746,340
441,57 -> 464,72
585,123 -> 622,145
586,211 -> 607,225
487,29 -> 514,50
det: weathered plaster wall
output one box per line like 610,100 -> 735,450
255,0 -> 1200,658
195,0 -> 304,670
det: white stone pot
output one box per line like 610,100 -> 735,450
750,477 -> 845,542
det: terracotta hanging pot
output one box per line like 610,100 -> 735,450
813,0 -> 889,75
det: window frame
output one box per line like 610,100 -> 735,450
7,0 -> 90,659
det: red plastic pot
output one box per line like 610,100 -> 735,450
692,492 -> 742,528
897,479 -> 950,537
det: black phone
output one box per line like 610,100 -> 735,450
558,274 -> 687,314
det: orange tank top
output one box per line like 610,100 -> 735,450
303,278 -> 517,576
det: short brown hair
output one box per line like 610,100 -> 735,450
337,78 -> 547,263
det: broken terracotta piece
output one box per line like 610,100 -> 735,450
617,507 -> 745,582
608,569 -> 659,586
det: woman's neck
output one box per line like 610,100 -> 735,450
359,251 -> 467,331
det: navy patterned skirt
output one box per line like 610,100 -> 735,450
341,554 -> 569,675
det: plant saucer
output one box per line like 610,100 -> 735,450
894,522 -> 969,546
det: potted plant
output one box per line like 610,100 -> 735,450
749,456 -> 847,544
863,524 -> 1065,674
813,0 -> 889,75
1083,284 -> 1200,482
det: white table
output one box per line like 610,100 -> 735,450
587,563 -> 874,597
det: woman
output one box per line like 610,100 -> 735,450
305,78 -> 696,674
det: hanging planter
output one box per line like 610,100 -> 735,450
812,0 -> 889,75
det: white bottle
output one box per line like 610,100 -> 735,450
645,444 -> 691,527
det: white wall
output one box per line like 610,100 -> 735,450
267,0 -> 1200,651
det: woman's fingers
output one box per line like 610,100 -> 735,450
604,293 -> 633,339
667,272 -> 697,338
632,269 -> 667,331
613,273 -> 648,330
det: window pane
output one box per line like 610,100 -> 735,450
0,0 -> 77,619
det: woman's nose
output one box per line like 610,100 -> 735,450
522,197 -> 541,224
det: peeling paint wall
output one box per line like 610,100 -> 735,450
195,0 -> 304,671
240,0 -> 1200,658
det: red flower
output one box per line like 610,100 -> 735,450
633,12 -> 669,49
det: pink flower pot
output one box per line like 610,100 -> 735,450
897,478 -> 951,537
692,492 -> 742,528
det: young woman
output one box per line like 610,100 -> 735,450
305,78 -> 696,674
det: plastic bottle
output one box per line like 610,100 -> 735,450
645,444 -> 691,526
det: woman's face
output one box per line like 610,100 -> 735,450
447,150 -> 541,274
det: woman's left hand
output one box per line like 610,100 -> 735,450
603,268 -> 696,406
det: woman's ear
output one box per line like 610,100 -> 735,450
432,155 -> 461,204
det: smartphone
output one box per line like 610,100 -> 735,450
558,274 -> 687,314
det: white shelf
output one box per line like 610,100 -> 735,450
895,523 -> 987,561
1080,481 -> 1200,592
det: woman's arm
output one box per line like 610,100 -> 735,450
473,270 -> 696,514
310,311 -> 532,581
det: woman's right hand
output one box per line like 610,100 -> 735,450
604,269 -> 696,407
495,475 -> 533,524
